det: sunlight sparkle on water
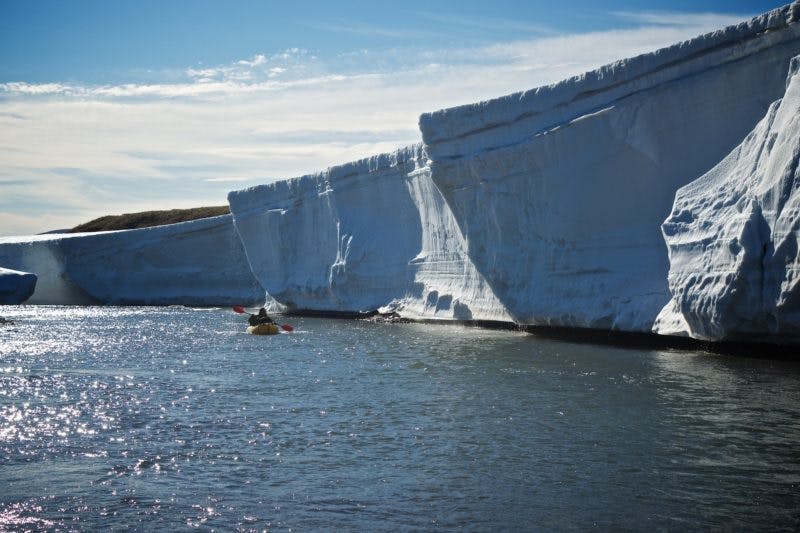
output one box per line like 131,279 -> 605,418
1,307 -> 799,529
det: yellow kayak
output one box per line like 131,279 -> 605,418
247,323 -> 279,335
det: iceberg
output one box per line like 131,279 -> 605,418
418,2 -> 800,331
6,3 -> 800,345
228,3 -> 800,339
0,267 -> 37,304
0,215 -> 263,306
656,54 -> 800,343
228,144 -> 511,321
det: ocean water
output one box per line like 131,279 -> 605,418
1,306 -> 799,531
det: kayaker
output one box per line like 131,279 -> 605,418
248,308 -> 274,326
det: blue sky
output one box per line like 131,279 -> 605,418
0,1 -> 789,235
1,1 -> 783,83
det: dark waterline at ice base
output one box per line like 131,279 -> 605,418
1,306 -> 799,530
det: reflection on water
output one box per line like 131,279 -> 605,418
1,306 -> 799,529
648,351 -> 800,528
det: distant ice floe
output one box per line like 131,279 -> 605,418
0,267 -> 37,305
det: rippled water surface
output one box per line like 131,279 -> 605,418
1,306 -> 800,530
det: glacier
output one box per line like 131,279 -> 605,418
0,215 -> 263,306
417,2 -> 800,331
5,3 -> 800,345
656,54 -> 800,343
228,144 -> 511,321
227,2 -> 800,340
0,267 -> 37,304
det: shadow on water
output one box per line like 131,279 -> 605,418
291,310 -> 800,360
521,325 -> 800,360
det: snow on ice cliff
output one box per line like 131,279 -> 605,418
656,55 -> 800,343
228,144 -> 511,321
418,2 -> 800,331
0,215 -> 263,306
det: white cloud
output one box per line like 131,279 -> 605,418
0,11 -> 747,235
0,211 -> 73,237
203,177 -> 255,182
307,21 -> 440,40
415,11 -> 556,36
237,54 -> 268,67
0,82 -> 72,95
612,10 -> 753,28
183,49 -> 312,86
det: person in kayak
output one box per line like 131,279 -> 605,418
248,308 -> 274,326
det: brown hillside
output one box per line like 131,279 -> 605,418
70,206 -> 230,233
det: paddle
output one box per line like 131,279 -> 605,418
232,306 -> 294,332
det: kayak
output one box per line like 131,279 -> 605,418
247,323 -> 279,335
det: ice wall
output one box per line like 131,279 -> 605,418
0,267 -> 37,304
0,215 -> 264,306
419,3 -> 800,331
655,56 -> 800,343
228,144 -> 510,321
5,2 -> 797,341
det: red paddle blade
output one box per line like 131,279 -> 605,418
232,306 -> 245,314
281,324 -> 294,332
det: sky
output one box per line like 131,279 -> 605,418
0,0 -> 790,236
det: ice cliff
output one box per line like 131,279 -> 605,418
0,267 -> 37,304
6,3 -> 800,344
0,215 -> 263,306
417,2 -> 800,331
228,144 -> 511,321
227,3 -> 800,338
655,55 -> 800,343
